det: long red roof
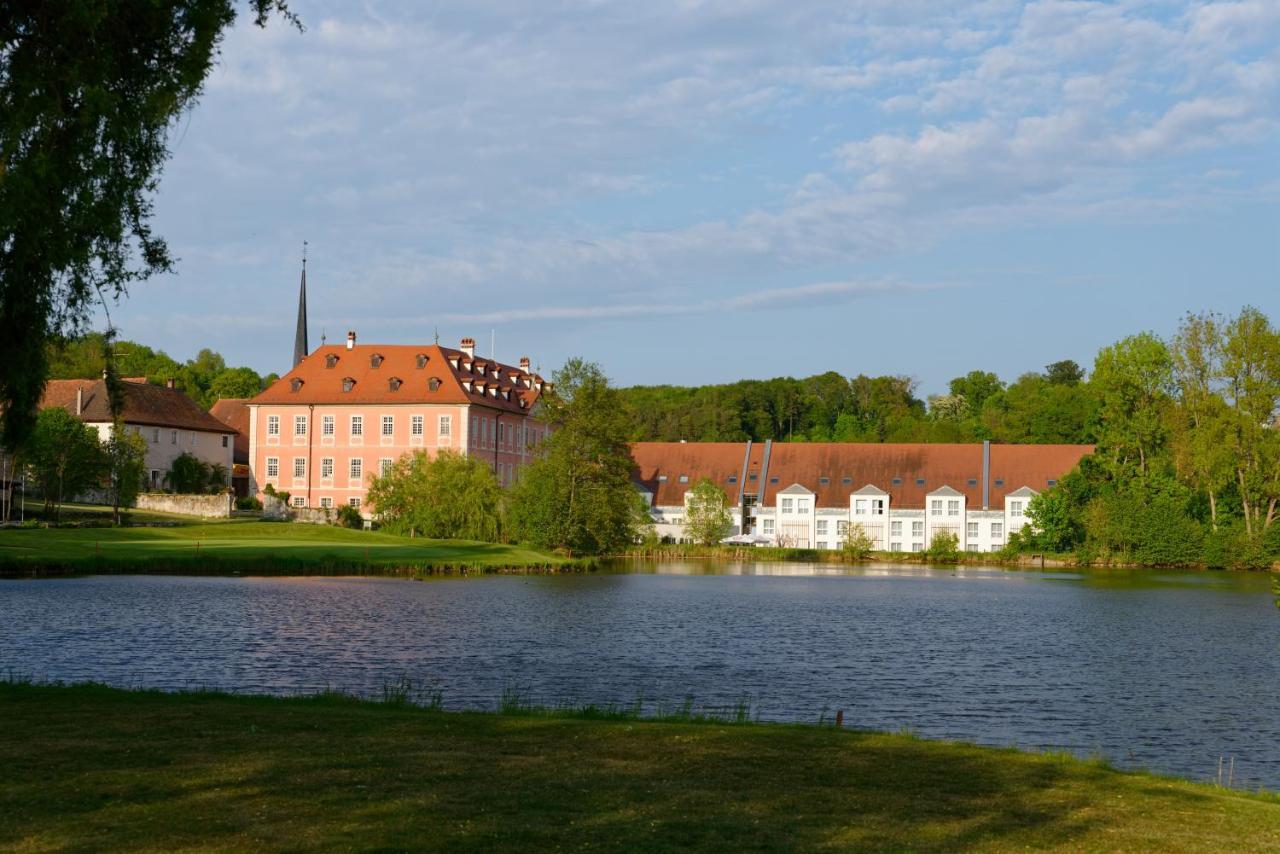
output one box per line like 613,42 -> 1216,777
630,441 -> 1093,509
41,378 -> 232,434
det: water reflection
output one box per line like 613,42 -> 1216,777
1,563 -> 1277,789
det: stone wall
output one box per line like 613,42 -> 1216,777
261,494 -> 336,525
135,492 -> 233,519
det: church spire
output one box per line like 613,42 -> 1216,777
293,242 -> 309,367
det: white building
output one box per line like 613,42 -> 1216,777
633,440 -> 1087,552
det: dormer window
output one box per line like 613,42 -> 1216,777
388,377 -> 402,392
449,358 -> 459,369
325,354 -> 339,369
290,378 -> 304,392
342,377 -> 355,393
370,353 -> 384,369
489,387 -> 498,397
462,380 -> 472,392
416,354 -> 428,369
428,377 -> 441,392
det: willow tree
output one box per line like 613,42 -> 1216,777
366,450 -> 503,542
0,1 -> 296,447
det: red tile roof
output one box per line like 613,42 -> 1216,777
209,398 -> 250,463
251,343 -> 545,414
41,379 -> 233,434
631,441 -> 1093,509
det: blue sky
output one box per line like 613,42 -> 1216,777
100,0 -> 1279,395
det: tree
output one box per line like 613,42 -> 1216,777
366,450 -> 502,541
208,366 -> 264,402
948,370 -> 1004,412
1091,333 -> 1174,478
508,359 -> 643,555
103,424 -> 146,525
841,523 -> 874,560
1218,307 -> 1280,538
0,2 -> 295,448
1045,360 -> 1085,386
926,530 -> 960,563
165,452 -> 211,494
27,408 -> 106,520
1025,488 -> 1076,553
684,477 -> 732,546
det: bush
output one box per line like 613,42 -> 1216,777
335,504 -> 363,529
927,530 -> 960,563
235,496 -> 262,511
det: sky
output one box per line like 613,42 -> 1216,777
100,0 -> 1279,395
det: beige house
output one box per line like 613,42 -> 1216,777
40,377 -> 235,490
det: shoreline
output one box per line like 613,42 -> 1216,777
2,681 -> 1276,850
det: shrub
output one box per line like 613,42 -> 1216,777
235,496 -> 262,511
927,530 -> 960,563
335,504 -> 363,529
841,523 -> 874,560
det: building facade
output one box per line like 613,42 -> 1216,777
247,335 -> 549,512
631,440 -> 1092,552
40,377 -> 236,489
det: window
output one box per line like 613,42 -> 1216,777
1047,479 -> 1057,487
439,415 -> 452,437
891,477 -> 902,486
320,497 -> 333,509
658,475 -> 668,482
1010,500 -> 1024,518
991,522 -> 1003,538
266,457 -> 279,477
796,500 -> 809,515
948,500 -> 960,517
891,521 -> 903,536
816,520 -> 828,535
411,415 -> 424,436
819,476 -> 829,485
726,476 -> 737,484
748,473 -> 758,481
293,458 -> 305,479
871,499 -> 885,515
966,544 -> 979,552
781,498 -> 794,513
342,377 -> 355,393
294,415 -> 307,436
842,477 -> 852,485
221,435 -> 228,448
678,475 -> 689,484
931,499 -> 943,515
994,478 -> 1004,487
890,542 -> 902,552
916,478 -> 926,486
170,430 -> 178,445
912,521 -> 923,537
428,377 -> 441,392
349,458 -> 362,480
381,415 -> 394,437
321,458 -> 334,479
967,478 -> 978,487
379,458 -> 393,476
292,496 -> 305,507
325,354 -> 339,368
371,353 -> 384,368
769,477 -> 779,484
855,499 -> 867,514
322,415 -> 335,436
967,522 -> 979,538
290,378 -> 303,393
350,415 -> 363,436
348,497 -> 362,509
837,520 -> 849,534
416,354 -> 428,369
762,519 -> 775,534
911,542 -> 924,552
388,377 -> 402,392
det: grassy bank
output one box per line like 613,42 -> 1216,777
0,521 -> 583,577
0,683 -> 1276,851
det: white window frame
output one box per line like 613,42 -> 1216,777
294,415 -> 308,437
321,457 -> 334,480
947,499 -> 960,517
349,457 -> 362,482
381,415 -> 394,437
293,457 -> 306,479
931,499 -> 943,516
266,457 -> 279,478
267,416 -> 280,436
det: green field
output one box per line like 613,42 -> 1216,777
0,521 -> 577,575
0,683 -> 1276,851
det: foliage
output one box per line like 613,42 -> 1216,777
683,477 -> 733,546
164,453 -> 217,495
927,530 -> 960,563
235,496 -> 263,511
841,523 -> 875,560
103,424 -> 147,523
1024,488 -> 1076,553
507,359 -> 642,555
26,408 -> 106,520
47,334 -> 267,409
335,504 -> 364,529
0,2 -> 294,447
366,450 -> 502,541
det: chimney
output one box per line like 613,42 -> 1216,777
519,356 -> 531,372
346,330 -> 356,350
76,386 -> 83,416
165,378 -> 176,389
460,337 -> 475,358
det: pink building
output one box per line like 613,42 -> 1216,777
247,334 -> 550,513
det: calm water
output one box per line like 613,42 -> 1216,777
2,561 -> 1278,788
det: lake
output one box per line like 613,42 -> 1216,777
2,561 -> 1277,789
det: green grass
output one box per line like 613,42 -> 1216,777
0,521 -> 581,576
1,683 -> 1276,851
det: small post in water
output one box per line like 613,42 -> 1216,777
835,709 -> 844,728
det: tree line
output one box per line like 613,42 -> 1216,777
616,360 -> 1096,445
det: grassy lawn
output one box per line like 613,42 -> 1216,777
0,684 -> 1276,851
0,521 -> 576,575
